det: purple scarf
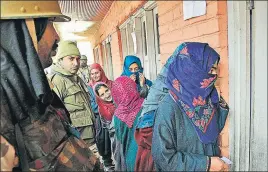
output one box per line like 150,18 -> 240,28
166,42 -> 221,144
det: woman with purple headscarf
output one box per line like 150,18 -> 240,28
151,42 -> 229,171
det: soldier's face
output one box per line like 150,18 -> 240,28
90,69 -> 101,82
38,22 -> 60,69
60,55 -> 81,74
80,59 -> 87,68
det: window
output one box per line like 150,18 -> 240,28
105,42 -> 114,80
119,1 -> 161,80
142,21 -> 148,56
120,28 -> 128,58
102,43 -> 107,72
102,37 -> 114,80
154,13 -> 160,54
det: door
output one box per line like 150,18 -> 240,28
249,1 -> 267,170
101,43 -> 108,75
228,1 -> 267,171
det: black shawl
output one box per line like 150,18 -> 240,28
1,19 -> 53,125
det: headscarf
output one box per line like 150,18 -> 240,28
166,42 -> 229,144
93,82 -> 116,121
111,76 -> 144,128
121,55 -> 152,89
89,63 -> 112,88
1,20 -> 53,124
141,43 -> 187,115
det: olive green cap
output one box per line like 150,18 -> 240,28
55,40 -> 80,61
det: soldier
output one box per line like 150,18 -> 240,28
77,55 -> 91,84
1,1 -> 101,171
47,41 -> 98,156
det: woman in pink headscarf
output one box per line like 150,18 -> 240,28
88,63 -> 114,171
111,76 -> 144,171
89,63 -> 113,88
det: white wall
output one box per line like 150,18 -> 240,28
77,41 -> 94,65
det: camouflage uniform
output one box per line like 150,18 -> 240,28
77,67 -> 90,84
77,55 -> 91,84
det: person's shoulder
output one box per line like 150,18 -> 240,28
47,72 -> 64,82
47,73 -> 67,90
159,94 -> 177,108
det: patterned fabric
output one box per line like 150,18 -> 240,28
111,76 -> 144,128
121,55 -> 152,89
93,82 -> 116,121
89,63 -> 112,88
1,97 -> 101,171
166,42 -> 229,144
77,67 -> 90,84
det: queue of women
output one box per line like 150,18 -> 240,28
87,42 -> 230,171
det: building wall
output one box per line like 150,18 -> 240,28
92,1 -> 146,78
92,0 -> 229,167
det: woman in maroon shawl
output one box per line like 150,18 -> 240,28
88,63 -> 114,171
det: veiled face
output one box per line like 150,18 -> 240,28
208,62 -> 218,75
38,22 -> 60,69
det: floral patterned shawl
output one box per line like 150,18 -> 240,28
166,42 -> 228,144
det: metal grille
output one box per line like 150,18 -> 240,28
58,0 -> 114,21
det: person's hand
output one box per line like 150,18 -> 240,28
209,157 -> 225,171
130,74 -> 136,82
139,73 -> 145,87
